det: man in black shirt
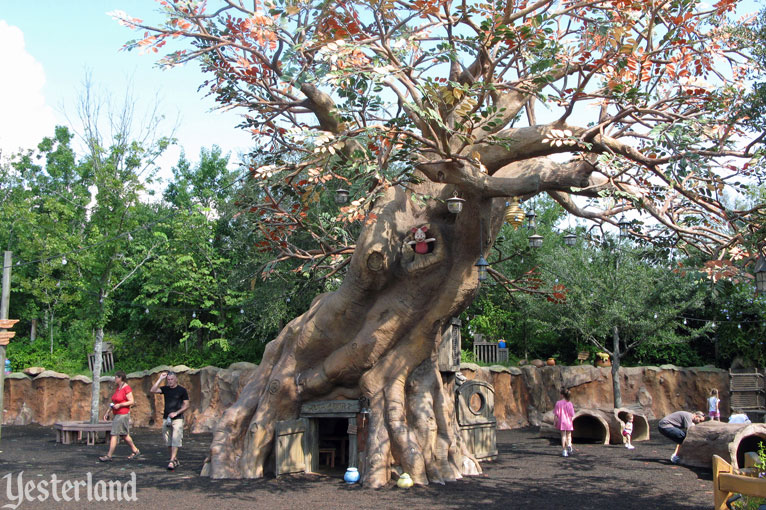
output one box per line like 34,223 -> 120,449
150,371 -> 190,470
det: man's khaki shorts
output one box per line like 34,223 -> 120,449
162,418 -> 184,447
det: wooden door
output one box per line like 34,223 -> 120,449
276,418 -> 314,475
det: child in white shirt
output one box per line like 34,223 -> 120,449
708,388 -> 720,421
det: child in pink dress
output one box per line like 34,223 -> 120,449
554,388 -> 575,457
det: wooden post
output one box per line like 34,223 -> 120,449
0,251 -> 12,440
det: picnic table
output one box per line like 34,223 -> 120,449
54,421 -> 112,446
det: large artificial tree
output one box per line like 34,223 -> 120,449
116,0 -> 765,486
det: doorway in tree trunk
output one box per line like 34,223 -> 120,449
299,400 -> 361,477
316,417 -> 350,474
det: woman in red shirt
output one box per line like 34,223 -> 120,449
99,370 -> 141,461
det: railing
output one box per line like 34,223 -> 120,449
473,342 -> 508,364
712,454 -> 766,510
729,369 -> 765,419
87,352 -> 114,373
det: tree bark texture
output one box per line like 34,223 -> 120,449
678,421 -> 766,469
203,180 -> 500,486
90,327 -> 103,424
611,326 -> 622,409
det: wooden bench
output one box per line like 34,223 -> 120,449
712,454 -> 766,510
54,421 -> 112,446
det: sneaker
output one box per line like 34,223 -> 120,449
567,445 -> 574,454
562,450 -> 569,457
626,445 -> 635,450
670,454 -> 680,464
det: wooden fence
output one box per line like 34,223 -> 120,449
473,341 -> 508,364
729,369 -> 765,421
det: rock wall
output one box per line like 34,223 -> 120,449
2,363 -> 259,432
3,363 -> 730,431
461,363 -> 730,428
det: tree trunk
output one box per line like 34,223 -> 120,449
678,421 -> 766,469
30,319 -> 37,342
90,327 -> 104,424
611,326 -> 622,409
90,288 -> 107,424
203,180 -> 500,486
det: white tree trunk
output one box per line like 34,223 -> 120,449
90,327 -> 104,424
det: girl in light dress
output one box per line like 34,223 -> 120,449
623,412 -> 635,449
554,388 -> 575,457
708,388 -> 720,421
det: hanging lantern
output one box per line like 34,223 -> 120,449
475,256 -> 490,282
504,197 -> 524,228
525,209 -> 537,230
618,215 -> 630,239
528,234 -> 543,248
334,188 -> 349,204
446,192 -> 465,214
563,232 -> 577,247
755,254 -> 766,294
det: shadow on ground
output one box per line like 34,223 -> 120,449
0,422 -> 714,509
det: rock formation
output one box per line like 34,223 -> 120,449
3,364 -> 731,434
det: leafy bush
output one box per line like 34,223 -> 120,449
6,337 -> 87,374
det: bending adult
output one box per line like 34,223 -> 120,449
99,370 -> 141,462
728,409 -> 751,424
150,371 -> 190,470
657,410 -> 705,464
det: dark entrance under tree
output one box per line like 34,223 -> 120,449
271,399 -> 361,477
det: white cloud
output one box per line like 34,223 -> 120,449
0,20 -> 57,156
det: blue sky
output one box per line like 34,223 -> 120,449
1,0 -> 761,181
0,1 -> 253,180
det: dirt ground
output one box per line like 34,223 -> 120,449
0,423 -> 716,510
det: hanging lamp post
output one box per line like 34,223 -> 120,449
528,234 -> 543,248
755,254 -> 766,295
563,232 -> 577,247
525,209 -> 537,230
334,188 -> 349,204
475,256 -> 490,282
446,192 -> 465,214
618,215 -> 630,239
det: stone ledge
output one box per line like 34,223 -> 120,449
34,370 -> 69,380
227,361 -> 257,371
5,372 -> 30,380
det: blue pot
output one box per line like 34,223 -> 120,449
498,340 -> 507,349
344,467 -> 360,484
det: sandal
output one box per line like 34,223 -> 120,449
167,458 -> 179,470
127,450 -> 141,460
98,455 -> 113,462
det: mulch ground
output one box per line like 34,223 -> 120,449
0,422 -> 715,510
